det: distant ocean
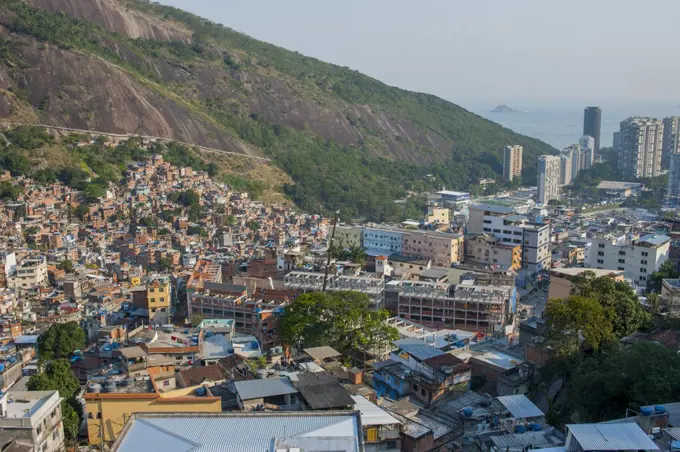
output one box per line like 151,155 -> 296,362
462,101 -> 680,150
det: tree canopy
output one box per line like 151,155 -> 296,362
648,260 -> 680,293
280,291 -> 399,359
567,342 -> 680,423
37,322 -> 86,362
27,359 -> 81,440
571,271 -> 650,338
545,295 -> 613,356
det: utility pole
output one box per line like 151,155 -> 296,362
322,210 -> 340,292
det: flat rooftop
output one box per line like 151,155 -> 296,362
2,390 -> 60,420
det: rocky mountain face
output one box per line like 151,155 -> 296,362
0,0 -> 557,219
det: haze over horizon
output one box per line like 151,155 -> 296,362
159,0 -> 680,108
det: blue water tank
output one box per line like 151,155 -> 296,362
195,387 -> 207,396
0,364 -> 5,372
514,425 -> 527,434
640,407 -> 654,416
529,423 -> 542,431
462,408 -> 473,418
655,405 -> 666,414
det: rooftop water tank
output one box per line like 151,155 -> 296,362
655,405 -> 666,414
640,407 -> 654,416
256,369 -> 267,379
529,423 -> 542,431
104,381 -> 116,393
122,378 -> 134,387
514,425 -> 527,434
88,383 -> 102,393
462,408 -> 473,418
195,387 -> 207,396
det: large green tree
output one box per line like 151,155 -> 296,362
648,260 -> 680,293
281,291 -> 398,359
571,271 -> 650,337
27,359 -> 81,440
37,322 -> 86,362
544,295 -> 614,356
568,342 -> 680,422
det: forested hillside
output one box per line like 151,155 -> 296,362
0,0 -> 557,219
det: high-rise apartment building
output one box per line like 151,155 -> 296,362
583,107 -> 602,153
663,117 -> 680,168
537,155 -> 561,204
612,131 -> 621,154
668,154 -> 680,205
618,117 -> 664,179
559,145 -> 580,185
579,135 -> 595,169
503,145 -> 523,182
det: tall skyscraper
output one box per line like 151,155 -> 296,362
537,155 -> 561,204
612,131 -> 621,154
579,135 -> 595,169
668,153 -> 680,205
663,117 -> 680,168
503,145 -> 523,182
583,107 -> 602,153
618,117 -> 664,179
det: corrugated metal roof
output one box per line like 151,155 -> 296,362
233,378 -> 298,400
351,395 -> 400,426
116,413 -> 360,452
397,342 -> 444,361
496,394 -> 544,419
566,423 -> 659,451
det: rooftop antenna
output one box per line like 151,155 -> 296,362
322,210 -> 340,292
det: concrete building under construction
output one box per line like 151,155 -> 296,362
395,275 -> 517,335
284,271 -> 385,307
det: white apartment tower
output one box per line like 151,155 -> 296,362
537,155 -> 561,204
579,135 -> 595,169
559,145 -> 580,185
503,145 -> 523,182
668,153 -> 680,205
618,117 -> 664,179
663,117 -> 680,168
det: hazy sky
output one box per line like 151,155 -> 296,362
160,0 -> 680,106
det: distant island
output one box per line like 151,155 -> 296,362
491,104 -> 522,113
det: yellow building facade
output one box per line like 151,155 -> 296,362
147,277 -> 171,325
86,391 -> 221,444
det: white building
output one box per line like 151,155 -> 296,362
7,257 -> 48,292
469,203 -> 551,273
663,116 -> 680,167
587,233 -> 671,287
579,135 -> 595,169
618,117 -> 664,179
503,145 -> 523,182
668,153 -> 680,205
0,390 -> 65,452
537,155 -> 561,204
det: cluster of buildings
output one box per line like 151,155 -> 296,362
4,129 -> 680,451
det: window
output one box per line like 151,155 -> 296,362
597,259 -> 604,264
159,287 -> 164,292
159,298 -> 165,303
641,276 -> 647,281
52,429 -> 59,441
598,243 -> 605,248
493,229 -> 501,233
420,388 -> 426,396
483,219 -> 492,224
483,228 -> 491,232
641,251 -> 648,257
36,425 -> 42,436
618,251 -> 626,256
163,380 -> 170,386
149,288 -> 155,293
641,260 -> 648,265
640,268 -> 647,273
618,259 -> 625,264
413,383 -> 419,390
618,267 -> 625,271
51,409 -> 56,419
597,252 -> 604,256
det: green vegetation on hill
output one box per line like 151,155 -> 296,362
0,0 -> 557,220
